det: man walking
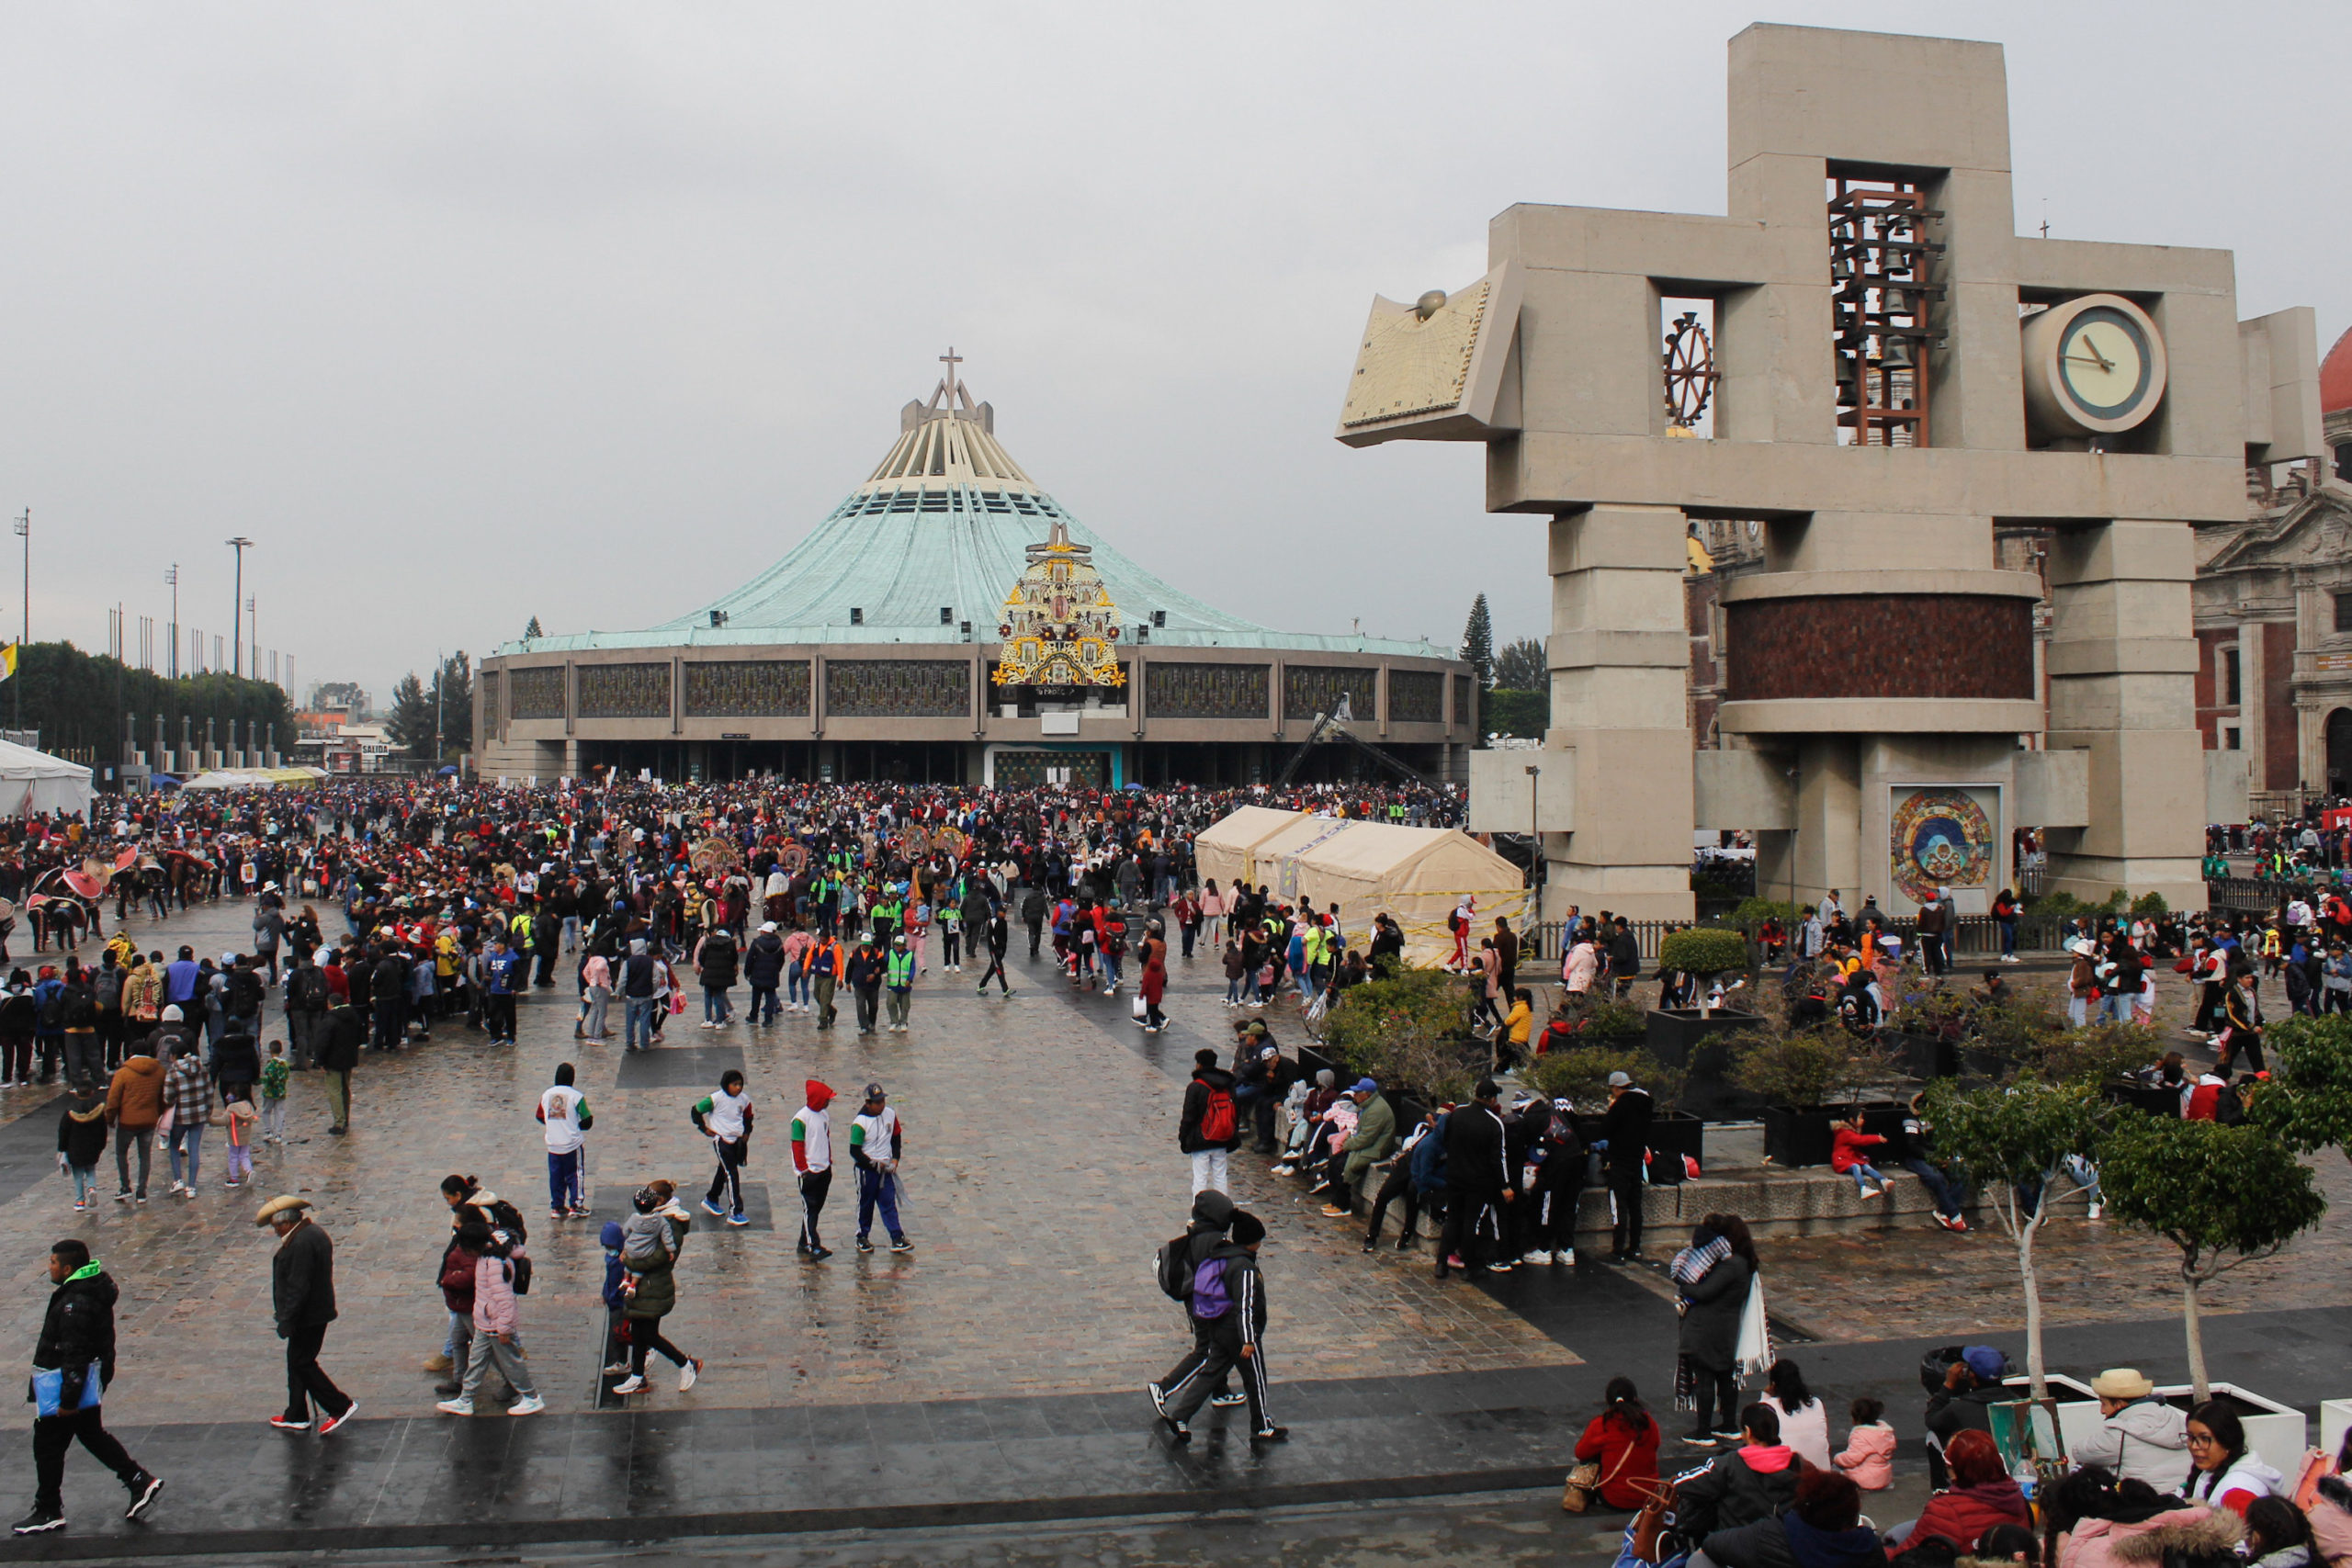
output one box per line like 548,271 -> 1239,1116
849,1082 -> 912,1253
1153,1210 -> 1285,1444
789,1079 -> 837,1260
319,993 -> 364,1136
846,939 -> 886,1036
620,941 -> 660,1052
1600,1069 -> 1653,1262
1178,1048 -> 1240,1198
808,930 -> 843,1031
883,934 -> 914,1033
260,1195 -> 358,1435
536,1063 -> 592,1221
10,1239 -> 163,1536
1436,1078 -> 1513,1280
977,906 -> 1012,996
481,936 -> 523,1046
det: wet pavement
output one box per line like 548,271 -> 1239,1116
0,899 -> 2339,1559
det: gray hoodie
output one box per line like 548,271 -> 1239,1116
2074,1396 -> 2190,1488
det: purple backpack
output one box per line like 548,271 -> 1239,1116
1190,1256 -> 1232,1320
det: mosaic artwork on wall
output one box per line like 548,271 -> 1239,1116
992,521 -> 1125,689
577,662 -> 672,719
827,660 -> 970,718
1284,665 -> 1377,724
1388,670 -> 1443,723
1145,662 -> 1269,720
992,750 -> 1109,788
684,660 -> 810,718
1453,674 -> 1474,730
477,671 -> 500,738
1888,785 -> 1998,906
507,665 -> 565,721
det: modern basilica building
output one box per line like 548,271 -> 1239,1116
476,370 -> 1472,787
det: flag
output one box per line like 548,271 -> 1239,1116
0,644 -> 17,680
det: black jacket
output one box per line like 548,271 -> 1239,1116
697,934 -> 740,988
1704,1510 -> 1889,1568
1679,1252 -> 1755,1370
272,1218 -> 338,1337
57,1102 -> 108,1168
741,932 -> 786,987
1600,1088 -> 1655,1174
1179,1068 -> 1239,1153
1925,1381 -> 2007,1443
1442,1102 -> 1510,1194
319,1006 -> 365,1072
1675,1449 -> 1803,1542
214,1031 -> 261,1089
32,1267 -> 117,1386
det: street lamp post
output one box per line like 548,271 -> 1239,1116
1524,761 -> 1543,924
11,509 -> 26,732
225,536 -> 254,679
164,565 -> 179,679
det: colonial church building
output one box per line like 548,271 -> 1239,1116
2192,326 -> 2352,808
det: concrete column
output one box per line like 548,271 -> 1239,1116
2043,520 -> 2205,908
1542,503 -> 1695,919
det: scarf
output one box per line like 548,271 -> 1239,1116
1671,1235 -> 1729,1290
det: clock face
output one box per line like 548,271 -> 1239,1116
2057,307 -> 2153,420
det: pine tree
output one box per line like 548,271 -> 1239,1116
385,672 -> 435,760
1459,593 -> 1495,689
523,615 -> 544,639
430,651 -> 474,758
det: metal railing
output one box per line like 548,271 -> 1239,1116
1523,910 -> 2068,968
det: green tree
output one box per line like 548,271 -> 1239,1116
430,651 -> 474,760
1493,637 -> 1546,692
384,672 -> 434,760
2249,1014 -> 2352,1159
2100,1117 -> 2325,1399
1919,1079 -> 2109,1397
1459,594 -> 1494,689
1317,967 -> 1481,1105
523,616 -> 544,639
1481,687 -> 1548,739
1659,928 -> 1751,1017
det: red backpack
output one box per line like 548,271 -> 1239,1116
1199,1085 -> 1237,1144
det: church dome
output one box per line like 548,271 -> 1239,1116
2322,323 -> 2352,414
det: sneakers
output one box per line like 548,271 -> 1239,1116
125,1471 -> 164,1520
10,1507 -> 63,1535
1319,1205 -> 1351,1219
1679,1430 -> 1721,1448
167,1181 -> 187,1198
113,1190 -> 131,1204
319,1403 -> 358,1436
72,1199 -> 86,1213
1147,1382 -> 1168,1415
700,1198 -> 726,1217
806,1246 -> 833,1261
726,1213 -> 750,1227
856,1235 -> 875,1254
2001,953 -> 2020,963
268,1416 -> 311,1431
2087,1201 -> 2105,1221
509,1395 -> 546,1416
1251,1426 -> 1290,1442
1159,1416 -> 1192,1443
610,1374 -> 647,1395
1210,1392 -> 1249,1408
435,1398 -> 475,1416
424,1353 -> 453,1373
1487,1259 -> 1513,1273
890,1236 -> 912,1253
679,1358 -> 701,1392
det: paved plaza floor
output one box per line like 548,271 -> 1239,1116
0,899 -> 2342,1560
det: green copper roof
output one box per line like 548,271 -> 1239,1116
495,382 -> 1451,662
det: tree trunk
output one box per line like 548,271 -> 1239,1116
2183,1269 -> 2210,1402
2020,1206 -> 2047,1400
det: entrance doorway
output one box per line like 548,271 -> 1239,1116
2327,707 -> 2352,796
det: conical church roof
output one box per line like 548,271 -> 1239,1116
499,371 -> 1448,660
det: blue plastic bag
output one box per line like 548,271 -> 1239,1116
30,1363 -> 99,1417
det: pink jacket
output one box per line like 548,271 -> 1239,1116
472,1251 -> 524,1337
1834,1422 -> 1895,1490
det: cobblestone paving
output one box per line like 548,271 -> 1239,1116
0,902 -> 1572,1431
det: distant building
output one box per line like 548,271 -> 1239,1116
305,682 -> 369,722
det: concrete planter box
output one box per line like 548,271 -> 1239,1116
1889,1031 -> 1957,1081
2321,1399 -> 2352,1464
2154,1383 -> 2305,1479
1761,1102 -> 1905,1168
1645,1008 -> 1764,1121
2109,1082 -> 2185,1117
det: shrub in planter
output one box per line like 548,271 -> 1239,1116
2018,1021 -> 2164,1087
1659,928 -> 1752,1017
1524,1045 -> 1687,1114
1728,1029 -> 1874,1110
1316,967 -> 1480,1106
1576,998 -> 1648,1041
1964,998 -> 2067,1078
1730,897 -> 1800,927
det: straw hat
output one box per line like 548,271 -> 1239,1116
2090,1368 -> 2154,1400
254,1195 -> 312,1226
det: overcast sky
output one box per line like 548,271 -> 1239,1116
3,2 -> 2344,707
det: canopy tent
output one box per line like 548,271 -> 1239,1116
179,767 -> 324,793
1193,806 -> 1307,895
1200,808 -> 1532,965
0,739 -> 93,819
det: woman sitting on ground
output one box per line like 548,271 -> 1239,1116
1895,1429 -> 2031,1553
1572,1376 -> 1661,1511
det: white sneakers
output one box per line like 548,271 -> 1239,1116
610,1375 -> 647,1395
679,1358 -> 701,1392
509,1395 -> 545,1416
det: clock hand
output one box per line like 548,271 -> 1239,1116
2074,332 -> 2114,374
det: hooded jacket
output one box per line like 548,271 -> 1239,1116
2072,1396 -> 2190,1488
1908,1477 -> 2033,1551
32,1262 -> 117,1385
791,1081 -> 836,1173
105,1054 -> 166,1131
1676,1445 -> 1802,1541
2061,1504 -> 2243,1568
742,931 -> 786,987
2183,1454 -> 2285,1518
2306,1477 -> 2352,1568
1178,1066 -> 1238,1154
57,1100 -> 108,1169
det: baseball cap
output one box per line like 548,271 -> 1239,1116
1607,1070 -> 1632,1088
1351,1077 -> 1378,1093
863,1082 -> 886,1101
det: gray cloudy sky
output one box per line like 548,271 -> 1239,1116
3,2 -> 2344,706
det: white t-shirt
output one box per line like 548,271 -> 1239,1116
539,1085 -> 588,1154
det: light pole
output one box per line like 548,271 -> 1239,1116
246,596 -> 256,683
11,509 -> 26,731
225,536 -> 253,678
164,565 -> 179,679
1524,761 -> 1543,924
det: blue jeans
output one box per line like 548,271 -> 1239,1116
168,1123 -> 204,1188
624,996 -> 658,1051
703,986 -> 731,1023
1902,1157 -> 1965,1218
1227,974 -> 1245,1004
548,1148 -> 582,1212
1999,918 -> 2018,957
1848,1161 -> 1886,1194
786,965 -> 809,1007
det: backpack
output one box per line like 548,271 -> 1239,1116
495,1247 -> 534,1296
232,969 -> 266,1014
1198,1085 -> 1237,1145
1153,1232 -> 1195,1301
35,988 -> 62,1032
290,966 -> 327,1012
1189,1256 -> 1233,1320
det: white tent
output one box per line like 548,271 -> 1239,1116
1199,808 -> 1532,965
0,739 -> 93,818
1193,806 -> 1306,895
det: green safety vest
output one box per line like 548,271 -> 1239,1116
886,948 -> 914,987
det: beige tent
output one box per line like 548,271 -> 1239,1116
1202,809 -> 1531,965
1193,806 -> 1306,894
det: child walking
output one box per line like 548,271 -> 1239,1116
56,1089 -> 107,1212
221,1089 -> 258,1190
259,1040 -> 289,1145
